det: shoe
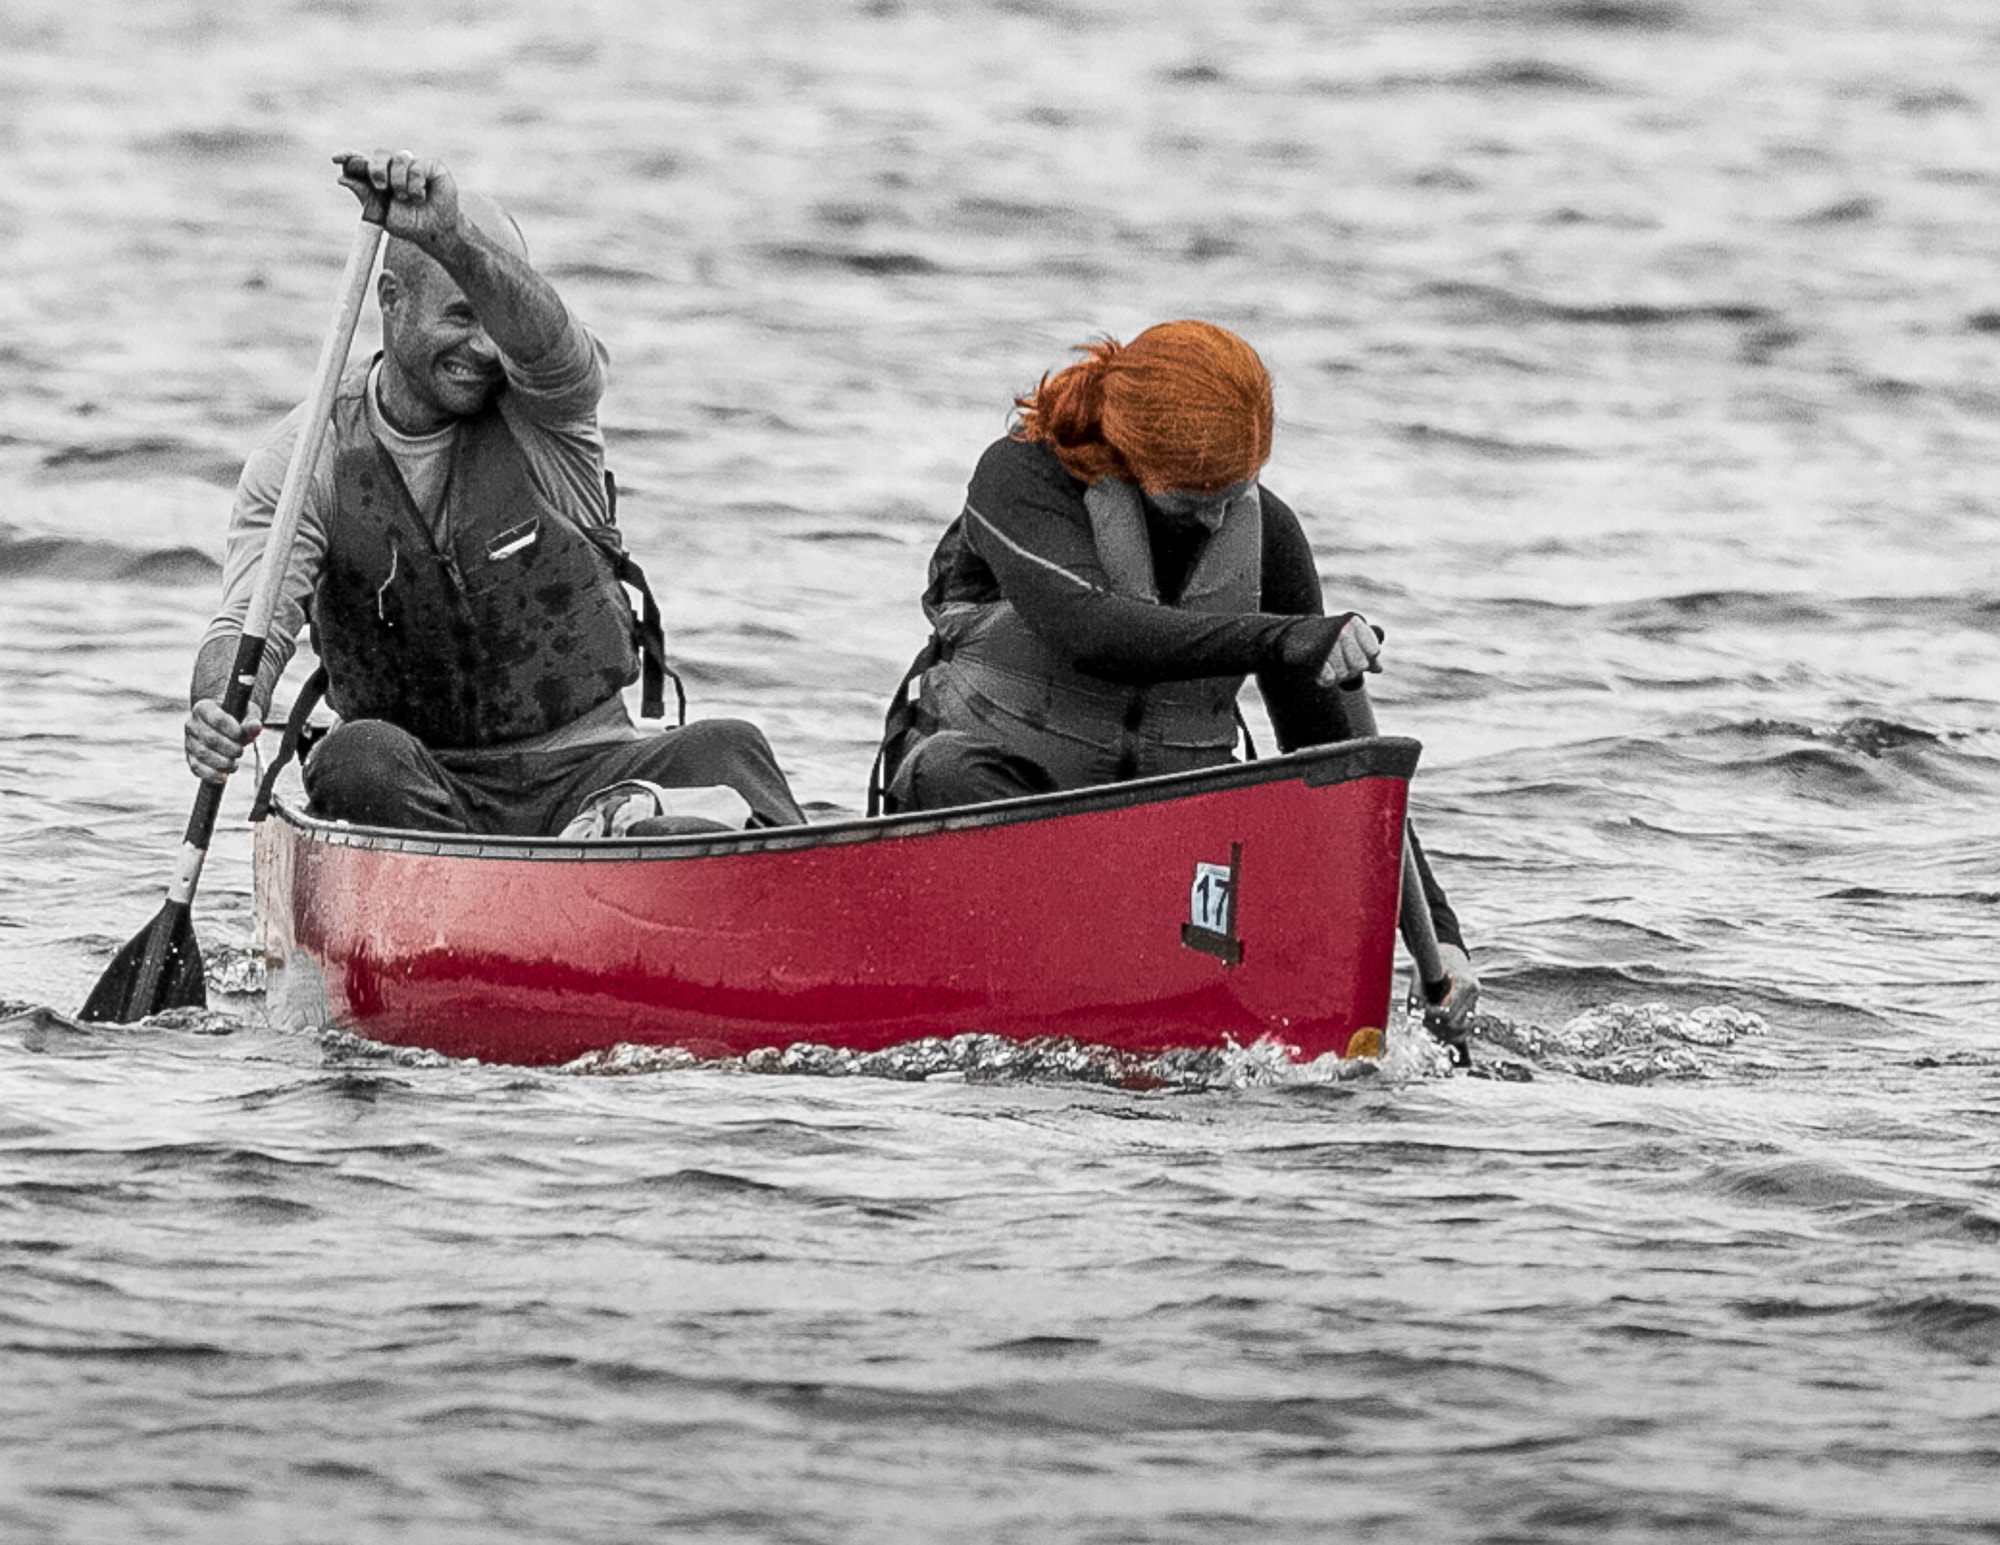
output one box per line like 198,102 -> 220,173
624,814 -> 736,837
560,779 -> 755,839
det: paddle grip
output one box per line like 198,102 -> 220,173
332,154 -> 398,227
181,629 -> 267,849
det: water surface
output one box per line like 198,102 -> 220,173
3,2 -> 1998,1540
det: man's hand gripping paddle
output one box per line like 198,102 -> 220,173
79,200 -> 384,1023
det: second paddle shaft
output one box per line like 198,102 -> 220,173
1337,678 -> 1453,1012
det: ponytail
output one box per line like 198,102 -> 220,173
1013,341 -> 1135,485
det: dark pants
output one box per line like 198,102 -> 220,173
303,717 -> 806,835
883,729 -> 1060,813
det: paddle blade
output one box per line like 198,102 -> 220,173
79,904 -> 207,1023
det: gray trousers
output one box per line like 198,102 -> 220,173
302,717 -> 805,835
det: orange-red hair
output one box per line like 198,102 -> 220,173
1013,320 -> 1273,493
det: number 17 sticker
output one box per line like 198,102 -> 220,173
1181,842 -> 1243,966
1191,863 -> 1233,933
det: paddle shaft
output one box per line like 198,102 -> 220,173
116,214 -> 384,1017
1338,678 -> 1452,1010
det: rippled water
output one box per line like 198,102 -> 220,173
4,1 -> 1999,1540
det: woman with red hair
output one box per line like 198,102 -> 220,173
875,320 -> 1476,1029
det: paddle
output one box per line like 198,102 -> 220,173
80,208 -> 385,1023
1337,678 -> 1466,1057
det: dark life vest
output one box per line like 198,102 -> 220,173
311,379 -> 640,749
911,478 -> 1264,787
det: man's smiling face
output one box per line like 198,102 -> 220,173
379,261 -> 503,431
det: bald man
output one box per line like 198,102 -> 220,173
185,151 -> 804,835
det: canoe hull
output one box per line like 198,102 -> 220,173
254,739 -> 1419,1066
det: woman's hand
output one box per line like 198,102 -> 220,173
1314,614 -> 1383,688
1425,943 -> 1481,1035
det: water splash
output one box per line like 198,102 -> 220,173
559,1032 -> 1247,1086
1470,1000 -> 1768,1083
316,1027 -> 467,1070
202,942 -> 268,1001
556,1019 -> 1462,1089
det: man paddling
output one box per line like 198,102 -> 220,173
184,150 -> 803,835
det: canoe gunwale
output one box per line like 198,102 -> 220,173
259,735 -> 1424,861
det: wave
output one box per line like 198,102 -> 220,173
1393,421 -> 1589,459
36,435 -> 242,487
1408,0 -> 1690,31
1468,588 -> 1998,633
1706,717 -> 1995,799
1590,589 -> 1849,635
1468,999 -> 1769,1083
1475,961 -> 1890,1034
1735,742 -> 1904,797
1732,716 -> 1945,757
636,1167 -> 791,1199
134,125 -> 300,161
665,1366 -> 1392,1440
793,526 -> 907,545
1458,714 -> 1993,808
4,1336 -> 235,1363
1869,1294 -> 2000,1363
0,524 -> 218,584
1316,60 -> 1620,97
1418,279 -> 1774,328
951,194 -> 1083,235
1795,195 -> 1879,226
541,260 -> 669,286
1450,59 -> 1615,92
462,1354 -> 1394,1443
1703,1156 -> 1915,1209
761,242 -> 943,277
1828,885 -> 2000,904
1837,1201 -> 2000,1245
1545,0 -> 1689,27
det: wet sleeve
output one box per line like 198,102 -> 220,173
964,442 -> 1351,682
499,321 -> 613,532
500,310 -> 606,425
1406,827 -> 1465,952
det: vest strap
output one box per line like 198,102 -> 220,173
249,663 -> 332,823
604,471 -> 680,725
868,637 -> 942,816
612,547 -> 677,724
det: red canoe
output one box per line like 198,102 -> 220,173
253,737 -> 1419,1066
